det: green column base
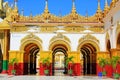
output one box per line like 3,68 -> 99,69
2,60 -> 8,71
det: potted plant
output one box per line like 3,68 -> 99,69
41,57 -> 50,76
110,56 -> 120,79
98,57 -> 108,77
9,58 -> 18,75
65,56 -> 74,76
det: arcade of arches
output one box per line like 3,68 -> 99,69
0,0 -> 120,78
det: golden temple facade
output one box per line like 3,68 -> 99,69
0,0 -> 120,77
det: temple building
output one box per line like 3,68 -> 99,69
0,0 -> 120,77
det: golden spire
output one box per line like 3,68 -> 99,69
44,0 -> 49,13
96,0 -> 102,13
21,9 -> 24,16
104,0 -> 109,15
30,11 -> 33,17
14,0 -> 18,8
0,0 -> 3,10
71,0 -> 76,13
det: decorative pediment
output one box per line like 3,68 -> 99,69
50,33 -> 71,44
21,33 -> 42,44
79,34 -> 99,44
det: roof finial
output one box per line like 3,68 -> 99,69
44,0 -> 49,13
0,0 -> 3,10
104,0 -> 109,11
14,0 -> 18,8
97,0 -> 102,13
30,11 -> 33,17
21,9 -> 24,16
103,0 -> 109,17
71,0 -> 76,13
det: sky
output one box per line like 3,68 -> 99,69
4,0 -> 112,16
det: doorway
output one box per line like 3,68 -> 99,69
24,43 -> 40,75
52,48 -> 67,76
81,43 -> 97,75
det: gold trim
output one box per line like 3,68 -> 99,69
20,33 -> 43,51
49,33 -> 71,51
77,34 -> 100,52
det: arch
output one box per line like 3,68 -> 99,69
80,43 -> 97,75
77,34 -> 100,52
23,43 -> 40,75
77,40 -> 100,52
77,34 -> 100,75
49,33 -> 71,51
20,33 -> 42,75
20,33 -> 42,51
52,48 -> 68,75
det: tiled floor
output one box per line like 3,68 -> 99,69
0,75 -> 117,80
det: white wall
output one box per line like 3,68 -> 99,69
10,32 -> 106,52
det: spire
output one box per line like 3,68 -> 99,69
105,0 -> 109,8
44,0 -> 49,13
0,0 -> 3,10
30,11 -> 33,17
96,0 -> 102,13
14,0 -> 18,8
71,0 -> 76,13
104,0 -> 109,12
21,9 -> 24,16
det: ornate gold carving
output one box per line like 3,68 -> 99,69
50,33 -> 70,44
78,34 -> 100,52
20,33 -> 43,51
103,0 -> 110,17
49,33 -> 71,51
79,34 -> 99,44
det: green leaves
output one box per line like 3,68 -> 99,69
98,57 -> 108,68
41,57 -> 50,67
9,58 -> 18,66
65,56 -> 74,68
110,56 -> 120,69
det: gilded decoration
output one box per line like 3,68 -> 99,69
49,33 -> 71,51
20,33 -> 42,51
3,0 -> 108,33
78,34 -> 100,52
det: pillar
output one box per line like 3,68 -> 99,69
8,51 -> 24,75
68,51 -> 81,76
2,30 -> 10,74
97,51 -> 112,77
39,51 -> 52,75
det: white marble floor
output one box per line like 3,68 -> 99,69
0,75 -> 117,80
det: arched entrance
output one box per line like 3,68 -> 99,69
24,43 -> 40,75
80,43 -> 97,75
52,46 -> 68,76
0,44 -> 3,73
